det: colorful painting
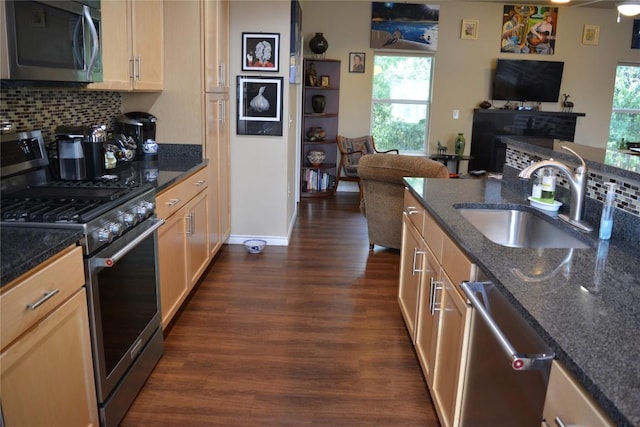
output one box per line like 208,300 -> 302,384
370,2 -> 439,52
500,5 -> 558,55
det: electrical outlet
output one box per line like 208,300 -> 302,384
453,109 -> 460,120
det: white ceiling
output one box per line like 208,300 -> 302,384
465,0 -> 618,9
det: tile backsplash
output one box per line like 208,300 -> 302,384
506,146 -> 640,218
0,87 -> 122,144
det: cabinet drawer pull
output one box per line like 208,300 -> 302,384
194,180 -> 206,187
406,206 -> 420,215
553,417 -> 567,427
26,289 -> 60,310
166,198 -> 181,207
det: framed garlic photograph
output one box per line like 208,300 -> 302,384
237,76 -> 283,136
582,24 -> 600,45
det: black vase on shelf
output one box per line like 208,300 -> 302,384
309,33 -> 329,56
311,95 -> 326,113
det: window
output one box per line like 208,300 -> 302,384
371,53 -> 434,154
608,64 -> 640,149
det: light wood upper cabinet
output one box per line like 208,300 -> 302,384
88,0 -> 163,91
203,0 -> 229,92
1,246 -> 98,427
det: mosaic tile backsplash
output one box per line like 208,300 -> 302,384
506,147 -> 640,218
0,87 -> 122,144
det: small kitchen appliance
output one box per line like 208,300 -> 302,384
54,124 -> 108,181
117,112 -> 158,159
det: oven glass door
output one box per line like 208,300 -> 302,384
86,218 -> 163,402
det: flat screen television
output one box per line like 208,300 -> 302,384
492,59 -> 564,103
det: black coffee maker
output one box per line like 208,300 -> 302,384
117,112 -> 158,159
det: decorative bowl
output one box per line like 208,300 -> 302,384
307,150 -> 326,166
243,239 -> 266,254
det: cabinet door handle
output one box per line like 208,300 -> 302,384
220,101 -> 225,124
194,180 -> 206,187
166,198 -> 181,207
430,280 -> 442,315
129,57 -> 135,79
26,289 -> 60,310
218,63 -> 225,86
186,214 -> 193,236
412,249 -> 425,275
135,56 -> 141,80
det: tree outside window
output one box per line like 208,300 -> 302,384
371,54 -> 433,154
608,64 -> 640,149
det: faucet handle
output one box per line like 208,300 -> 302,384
561,145 -> 587,173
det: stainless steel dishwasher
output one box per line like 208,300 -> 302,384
460,281 -> 554,427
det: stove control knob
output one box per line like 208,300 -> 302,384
123,212 -> 137,227
135,205 -> 149,219
108,222 -> 124,237
98,228 -> 113,243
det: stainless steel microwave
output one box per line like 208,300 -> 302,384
1,0 -> 102,84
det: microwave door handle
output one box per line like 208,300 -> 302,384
461,281 -> 554,371
83,5 -> 100,81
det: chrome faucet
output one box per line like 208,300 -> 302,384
518,146 -> 593,232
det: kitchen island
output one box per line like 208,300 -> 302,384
404,175 -> 639,427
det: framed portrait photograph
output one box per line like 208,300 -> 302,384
349,52 -> 366,73
582,24 -> 600,45
237,76 -> 283,136
320,75 -> 330,87
242,33 -> 280,72
461,19 -> 479,40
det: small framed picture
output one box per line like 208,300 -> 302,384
242,32 -> 280,72
633,19 -> 640,49
237,76 -> 283,136
461,19 -> 479,40
320,75 -> 330,87
582,24 -> 600,45
349,52 -> 366,73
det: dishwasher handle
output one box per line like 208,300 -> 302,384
461,281 -> 554,371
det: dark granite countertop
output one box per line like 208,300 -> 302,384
1,149 -> 206,287
404,177 -> 639,427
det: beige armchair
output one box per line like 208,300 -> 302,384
358,153 -> 449,250
336,135 -> 399,201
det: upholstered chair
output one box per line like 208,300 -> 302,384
336,135 -> 399,201
358,153 -> 449,250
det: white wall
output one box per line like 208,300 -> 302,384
301,1 -> 640,159
229,0 -> 298,245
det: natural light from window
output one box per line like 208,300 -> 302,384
371,54 -> 433,154
608,64 -> 639,150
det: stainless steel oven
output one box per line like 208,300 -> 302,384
1,0 -> 102,83
86,213 -> 164,427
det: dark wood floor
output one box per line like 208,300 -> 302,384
121,192 -> 439,426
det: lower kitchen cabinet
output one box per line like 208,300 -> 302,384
0,246 -> 98,427
543,360 -> 614,427
157,166 -> 210,329
400,188 -> 475,427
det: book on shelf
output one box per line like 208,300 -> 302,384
304,168 -> 336,192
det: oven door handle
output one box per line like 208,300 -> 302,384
91,218 -> 165,268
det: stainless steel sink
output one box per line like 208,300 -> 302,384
457,208 -> 591,249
